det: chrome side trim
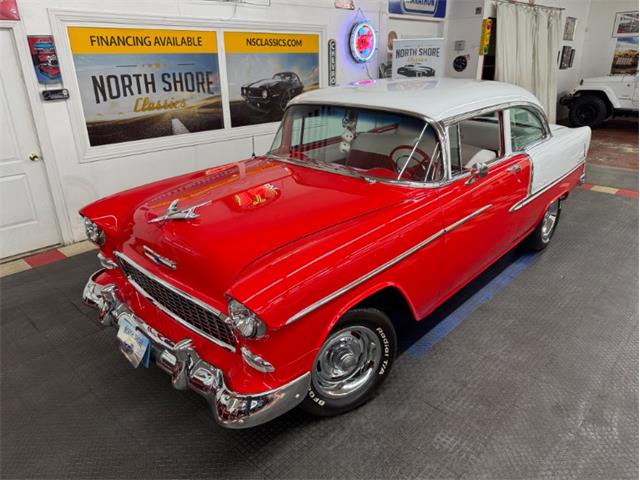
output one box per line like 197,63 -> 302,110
285,204 -> 493,325
114,251 -> 236,352
509,162 -> 584,213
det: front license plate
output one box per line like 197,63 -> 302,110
116,317 -> 151,368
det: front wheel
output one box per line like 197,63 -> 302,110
299,308 -> 397,417
525,199 -> 562,251
568,95 -> 608,128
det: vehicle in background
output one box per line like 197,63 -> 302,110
561,73 -> 639,128
241,71 -> 304,113
396,64 -> 436,77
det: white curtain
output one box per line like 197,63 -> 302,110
495,3 -> 562,123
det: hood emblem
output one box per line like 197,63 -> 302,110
143,245 -> 176,270
149,199 -> 211,224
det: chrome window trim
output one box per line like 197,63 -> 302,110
271,101 -> 450,189
509,162 -> 584,212
114,251 -> 236,352
285,204 -> 493,325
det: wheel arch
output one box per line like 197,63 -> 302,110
322,282 -> 418,341
574,89 -> 616,115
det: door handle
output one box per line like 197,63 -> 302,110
508,165 -> 521,173
29,152 -> 41,162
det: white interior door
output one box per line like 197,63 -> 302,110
0,28 -> 60,259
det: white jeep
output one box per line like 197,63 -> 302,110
560,73 -> 638,128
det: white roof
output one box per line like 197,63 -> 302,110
289,78 -> 543,122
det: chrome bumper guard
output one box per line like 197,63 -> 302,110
82,270 -> 310,429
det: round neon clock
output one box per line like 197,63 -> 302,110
349,21 -> 377,63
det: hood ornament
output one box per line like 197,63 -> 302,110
149,199 -> 211,224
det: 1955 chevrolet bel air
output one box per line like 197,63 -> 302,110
81,78 -> 591,428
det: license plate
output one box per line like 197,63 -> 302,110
116,316 -> 151,368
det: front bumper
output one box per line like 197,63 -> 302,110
83,270 -> 310,429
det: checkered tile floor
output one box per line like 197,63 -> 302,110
1,184 -> 637,479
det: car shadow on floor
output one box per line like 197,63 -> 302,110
395,246 -> 528,355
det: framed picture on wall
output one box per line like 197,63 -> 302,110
613,11 -> 639,37
568,48 -> 575,68
563,17 -> 577,41
560,45 -> 572,69
611,36 -> 639,74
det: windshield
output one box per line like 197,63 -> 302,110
268,104 -> 442,183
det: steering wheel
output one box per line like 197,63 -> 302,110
390,145 -> 432,181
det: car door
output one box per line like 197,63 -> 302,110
436,109 -> 529,301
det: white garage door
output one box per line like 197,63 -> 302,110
0,28 -> 60,259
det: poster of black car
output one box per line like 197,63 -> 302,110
224,31 -> 319,127
392,38 -> 445,80
67,27 -> 223,146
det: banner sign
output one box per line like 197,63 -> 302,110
224,31 -> 320,127
611,36 -> 639,74
28,36 -> 61,84
389,0 -> 446,18
392,38 -> 445,79
67,27 -> 223,146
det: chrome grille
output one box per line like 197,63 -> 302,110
116,254 -> 236,350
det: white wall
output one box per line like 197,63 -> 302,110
15,0 -> 388,243
442,0 -> 485,78
581,0 -> 638,78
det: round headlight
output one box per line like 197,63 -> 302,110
262,89 -> 268,99
227,298 -> 266,338
83,217 -> 105,246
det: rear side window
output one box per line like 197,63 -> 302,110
510,107 -> 546,151
448,110 -> 502,176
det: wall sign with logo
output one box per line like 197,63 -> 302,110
389,0 -> 446,19
224,31 -> 320,127
28,36 -> 61,84
349,21 -> 377,63
392,38 -> 445,79
67,27 -> 223,146
328,39 -> 337,85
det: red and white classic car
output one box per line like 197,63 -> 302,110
82,78 -> 591,428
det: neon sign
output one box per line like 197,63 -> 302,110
349,21 -> 376,63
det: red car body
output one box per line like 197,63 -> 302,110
81,79 -> 589,428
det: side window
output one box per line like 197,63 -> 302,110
451,110 -> 502,175
510,107 -> 546,151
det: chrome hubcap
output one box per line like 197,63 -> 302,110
312,326 -> 382,399
541,201 -> 560,242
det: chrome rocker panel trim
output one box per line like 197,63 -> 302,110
82,270 -> 310,429
286,204 -> 493,324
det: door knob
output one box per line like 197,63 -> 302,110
29,152 -> 41,162
508,165 -> 521,173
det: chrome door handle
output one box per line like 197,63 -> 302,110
508,165 -> 521,173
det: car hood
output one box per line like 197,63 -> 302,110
113,158 -> 408,305
244,79 -> 280,89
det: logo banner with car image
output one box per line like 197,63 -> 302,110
67,27 -> 223,146
224,31 -> 320,127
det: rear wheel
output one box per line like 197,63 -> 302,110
526,199 -> 561,251
568,95 -> 608,128
299,308 -> 397,417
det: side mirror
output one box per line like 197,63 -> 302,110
466,162 -> 489,185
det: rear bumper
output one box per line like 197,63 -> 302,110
82,270 -> 310,429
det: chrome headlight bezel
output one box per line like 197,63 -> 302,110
83,217 -> 105,246
227,298 -> 266,339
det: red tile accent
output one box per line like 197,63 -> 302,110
616,189 -> 639,199
23,249 -> 66,268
